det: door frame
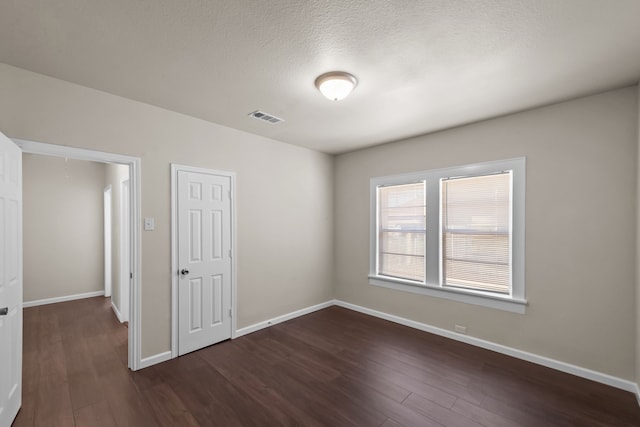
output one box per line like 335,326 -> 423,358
170,164 -> 237,358
119,177 -> 130,322
14,138 -> 143,371
104,185 -> 112,298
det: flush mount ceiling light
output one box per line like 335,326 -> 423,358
315,71 -> 358,101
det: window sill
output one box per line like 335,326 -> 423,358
368,275 -> 527,314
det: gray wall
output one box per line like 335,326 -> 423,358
0,63 -> 334,358
334,87 -> 638,380
5,62 -> 640,384
637,82 -> 640,390
23,154 -> 105,302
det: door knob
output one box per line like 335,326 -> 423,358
180,269 -> 189,276
0,307 -> 7,316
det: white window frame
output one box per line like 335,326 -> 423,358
369,158 -> 527,314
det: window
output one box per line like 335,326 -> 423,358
369,158 -> 526,313
441,172 -> 511,294
378,182 -> 426,282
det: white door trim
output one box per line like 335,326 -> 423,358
104,185 -> 112,298
119,178 -> 130,323
13,138 -> 143,371
170,164 -> 237,359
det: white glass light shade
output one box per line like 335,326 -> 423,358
315,71 -> 357,101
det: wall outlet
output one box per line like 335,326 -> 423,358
454,324 -> 467,334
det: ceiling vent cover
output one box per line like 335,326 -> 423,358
248,110 -> 284,124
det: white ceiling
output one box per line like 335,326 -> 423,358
1,1 -> 639,154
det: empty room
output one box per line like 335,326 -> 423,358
1,1 -> 640,426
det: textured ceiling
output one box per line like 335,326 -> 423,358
1,1 -> 639,154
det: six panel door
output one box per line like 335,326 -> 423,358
177,170 -> 232,355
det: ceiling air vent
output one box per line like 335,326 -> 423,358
248,110 -> 284,124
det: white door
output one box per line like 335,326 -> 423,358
178,170 -> 232,355
0,132 -> 22,426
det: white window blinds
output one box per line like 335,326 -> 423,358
440,172 -> 512,294
377,182 -> 426,282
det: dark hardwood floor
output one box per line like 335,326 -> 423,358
13,297 -> 640,426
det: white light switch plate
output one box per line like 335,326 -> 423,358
144,217 -> 155,231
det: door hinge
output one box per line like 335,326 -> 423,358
228,249 -> 232,258
228,190 -> 232,200
229,308 -> 232,318
130,272 -> 133,279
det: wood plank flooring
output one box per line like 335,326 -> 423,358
13,297 -> 640,426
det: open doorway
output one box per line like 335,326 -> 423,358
22,155 -> 109,307
22,155 -> 131,340
13,138 -> 142,370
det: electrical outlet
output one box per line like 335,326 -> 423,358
454,324 -> 467,334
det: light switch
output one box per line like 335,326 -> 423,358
144,217 -> 155,231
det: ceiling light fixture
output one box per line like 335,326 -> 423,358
315,71 -> 358,101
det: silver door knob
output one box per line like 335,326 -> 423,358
180,269 -> 189,276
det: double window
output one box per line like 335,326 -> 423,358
369,158 -> 526,313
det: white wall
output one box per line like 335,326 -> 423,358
23,154 -> 105,302
335,87 -> 638,381
0,63 -> 334,358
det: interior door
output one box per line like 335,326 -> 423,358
0,131 -> 22,426
178,170 -> 232,355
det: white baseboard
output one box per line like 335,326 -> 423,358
333,300 -> 638,397
139,351 -> 172,370
111,300 -> 124,323
146,301 -> 334,369
23,290 -> 105,308
128,296 -> 640,405
234,300 -> 334,338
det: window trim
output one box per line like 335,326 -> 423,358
369,158 -> 527,314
